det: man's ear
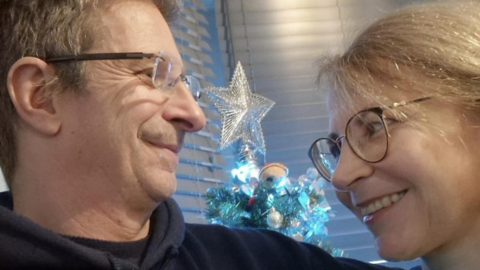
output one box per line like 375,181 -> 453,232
7,57 -> 61,135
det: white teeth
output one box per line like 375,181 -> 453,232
391,193 -> 400,203
360,191 -> 406,217
375,201 -> 382,210
381,196 -> 392,207
366,204 -> 376,214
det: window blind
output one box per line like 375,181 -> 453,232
215,0 -> 429,268
170,0 -> 230,224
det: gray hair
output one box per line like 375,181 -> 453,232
0,0 -> 180,186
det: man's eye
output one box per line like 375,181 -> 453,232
136,70 -> 156,88
140,69 -> 154,79
166,80 -> 176,88
166,76 -> 182,88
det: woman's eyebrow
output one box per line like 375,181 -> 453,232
328,132 -> 340,140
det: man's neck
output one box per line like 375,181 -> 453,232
11,174 -> 155,242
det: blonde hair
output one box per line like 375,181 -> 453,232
0,0 -> 180,186
318,2 -> 480,118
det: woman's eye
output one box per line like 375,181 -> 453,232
330,144 -> 341,159
365,121 -> 382,132
384,118 -> 400,127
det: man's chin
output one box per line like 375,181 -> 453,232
142,174 -> 177,203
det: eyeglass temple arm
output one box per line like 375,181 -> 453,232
391,96 -> 433,108
45,52 -> 156,63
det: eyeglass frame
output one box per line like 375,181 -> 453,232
45,52 -> 201,100
308,96 -> 433,182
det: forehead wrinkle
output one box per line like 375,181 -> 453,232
130,58 -> 155,70
96,1 -> 180,60
88,58 -> 134,78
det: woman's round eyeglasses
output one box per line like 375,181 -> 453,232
308,97 -> 432,181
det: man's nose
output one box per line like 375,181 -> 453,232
162,81 -> 207,132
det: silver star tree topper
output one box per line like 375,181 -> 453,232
206,62 -> 275,154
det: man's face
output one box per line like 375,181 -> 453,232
55,1 -> 206,205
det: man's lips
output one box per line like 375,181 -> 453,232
161,144 -> 182,154
143,138 -> 181,157
141,134 -> 181,153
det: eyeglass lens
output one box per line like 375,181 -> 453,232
346,111 -> 388,162
185,75 -> 202,101
151,56 -> 202,101
311,110 -> 388,181
153,56 -> 175,90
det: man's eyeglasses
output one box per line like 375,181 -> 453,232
46,52 -> 202,101
308,97 -> 432,181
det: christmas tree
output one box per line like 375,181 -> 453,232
204,62 -> 343,257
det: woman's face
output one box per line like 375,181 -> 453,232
328,92 -> 480,261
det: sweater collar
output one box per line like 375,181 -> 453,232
0,191 -> 185,269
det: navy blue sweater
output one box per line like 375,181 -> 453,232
0,192 -> 403,270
